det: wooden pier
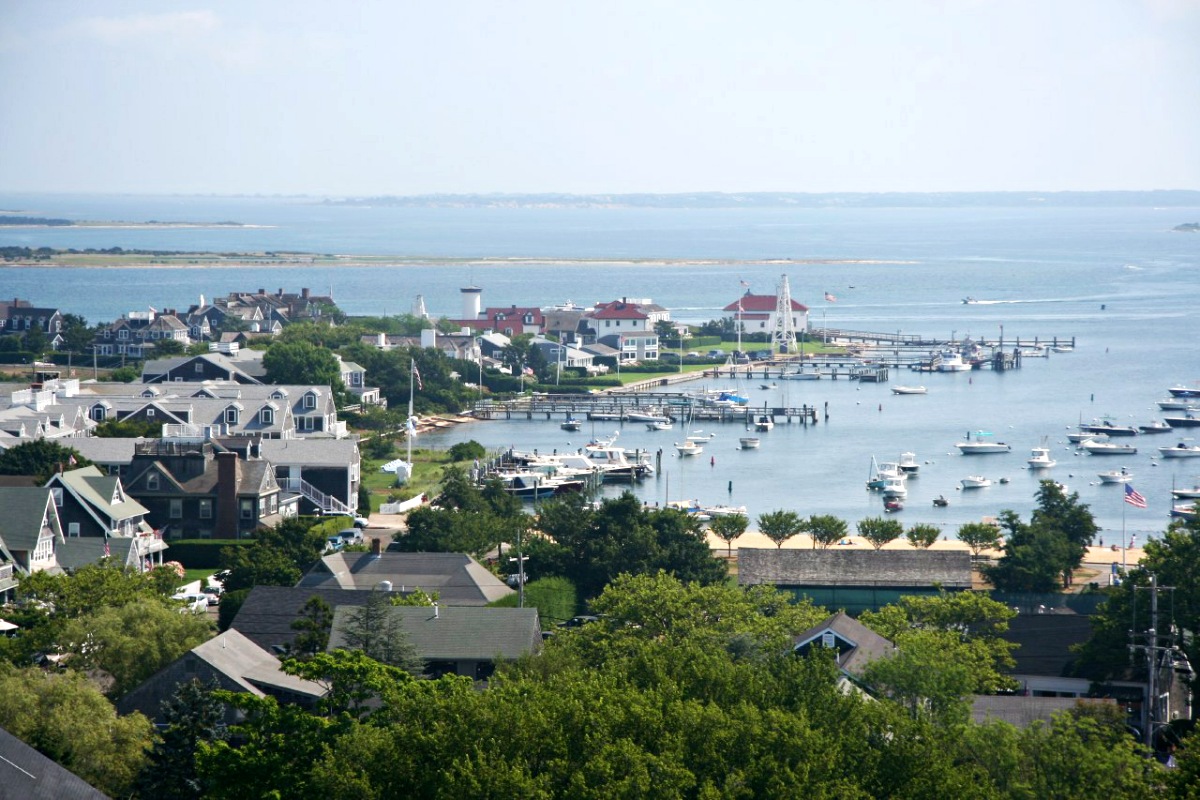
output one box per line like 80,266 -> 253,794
470,393 -> 821,426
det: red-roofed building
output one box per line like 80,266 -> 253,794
585,299 -> 668,362
723,292 -> 808,335
452,306 -> 544,337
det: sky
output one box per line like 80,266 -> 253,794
2,0 -> 1199,195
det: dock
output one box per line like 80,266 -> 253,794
469,393 -> 821,426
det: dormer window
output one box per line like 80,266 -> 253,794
51,488 -> 63,506
260,407 -> 274,424
303,393 -> 317,409
225,406 -> 240,424
195,362 -> 204,373
147,473 -> 160,490
146,408 -> 155,417
91,405 -> 107,421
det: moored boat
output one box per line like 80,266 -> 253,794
1079,419 -> 1139,437
1168,385 -> 1200,398
892,385 -> 927,395
561,417 -> 582,431
647,420 -> 674,431
1139,420 -> 1173,434
883,498 -> 904,512
753,415 -> 775,432
956,440 -> 1011,454
1159,443 -> 1200,459
739,437 -> 760,449
675,440 -> 703,457
880,476 -> 908,498
1080,439 -> 1138,455
1164,413 -> 1200,429
1171,481 -> 1200,500
961,476 -> 992,488
1027,446 -> 1056,469
897,452 -> 920,474
1097,469 -> 1134,484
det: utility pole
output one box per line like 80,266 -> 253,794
1129,575 -> 1180,751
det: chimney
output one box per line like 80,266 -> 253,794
301,287 -> 310,299
216,452 -> 240,536
370,537 -> 382,556
433,601 -> 439,619
258,288 -> 265,296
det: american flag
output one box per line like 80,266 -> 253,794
1124,483 -> 1147,509
824,292 -> 837,303
739,279 -> 749,288
103,537 -> 110,558
412,360 -> 423,391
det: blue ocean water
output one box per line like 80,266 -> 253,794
2,194 -> 1198,541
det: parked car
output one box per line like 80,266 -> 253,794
339,528 -> 364,545
201,585 -> 223,606
325,536 -> 345,552
171,592 -> 208,613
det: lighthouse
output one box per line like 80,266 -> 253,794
461,286 -> 482,320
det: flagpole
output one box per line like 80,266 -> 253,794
1121,489 -> 1127,573
408,358 -> 415,469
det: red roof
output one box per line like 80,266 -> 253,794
723,293 -> 807,313
590,301 -> 650,320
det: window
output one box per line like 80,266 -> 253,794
33,536 -> 53,562
118,329 -> 128,339
198,499 -> 212,519
260,408 -> 274,424
68,522 -> 80,537
146,408 -> 155,417
225,407 -> 239,424
195,362 -> 204,373
303,393 -> 316,409
170,499 -> 183,519
147,474 -> 160,490
240,499 -> 254,519
51,488 -> 63,506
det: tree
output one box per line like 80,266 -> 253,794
59,313 -> 95,354
757,509 -> 804,549
0,439 -> 90,483
58,597 -> 215,697
22,323 -> 49,355
136,678 -> 227,800
906,523 -> 941,549
153,338 -> 186,356
219,518 -> 327,593
1031,480 -> 1099,585
858,516 -> 903,550
93,416 -> 162,438
0,664 -> 154,798
957,521 -> 1001,557
262,340 -> 345,396
448,440 -> 487,462
709,514 -> 749,559
982,509 -> 1074,592
291,595 -> 334,657
339,591 -> 423,674
807,514 -> 848,549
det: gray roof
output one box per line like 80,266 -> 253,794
970,695 -> 1115,728
259,437 -> 359,468
328,604 -> 542,662
792,611 -> 896,677
0,487 -> 55,553
191,629 -> 326,699
230,585 -> 401,654
297,552 -> 515,603
1003,614 -> 1093,678
60,438 -> 141,466
737,548 -> 973,589
0,726 -> 109,800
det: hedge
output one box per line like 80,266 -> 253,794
166,539 -> 253,569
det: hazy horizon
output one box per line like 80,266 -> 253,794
3,1 -> 1199,196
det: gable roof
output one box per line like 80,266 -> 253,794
590,300 -> 650,320
328,604 -> 542,662
190,629 -> 326,699
1002,613 -> 1093,678
297,551 -> 515,604
230,585 -> 398,654
0,726 -> 109,800
0,487 -> 57,552
737,548 -> 973,589
792,610 -> 896,677
48,466 -> 150,523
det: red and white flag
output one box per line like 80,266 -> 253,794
103,537 -> 110,558
739,279 -> 750,289
1124,483 -> 1147,509
824,292 -> 837,303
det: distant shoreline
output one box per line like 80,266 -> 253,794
0,253 -> 918,270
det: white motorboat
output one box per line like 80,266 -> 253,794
687,431 -> 717,441
1051,345 -> 1074,353
1171,481 -> 1200,500
647,420 -> 674,431
625,411 -> 671,424
1097,469 -> 1134,484
892,385 -> 927,395
1027,446 -> 1056,469
753,415 -> 775,432
897,452 -> 920,474
1159,443 -> 1200,459
1080,439 -> 1137,455
1079,419 -> 1138,437
561,417 -> 582,432
675,440 -> 704,457
1171,504 -> 1198,521
1168,385 -> 1200,398
956,440 -> 1011,454
961,476 -> 992,488
880,476 -> 908,498
704,504 -> 749,518
936,351 -> 971,372
1139,420 -> 1173,434
867,458 -> 906,490
739,437 -> 760,449
1158,399 -> 1200,411
1067,430 -> 1104,443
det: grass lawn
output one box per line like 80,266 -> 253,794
361,447 -> 491,510
182,567 -> 214,586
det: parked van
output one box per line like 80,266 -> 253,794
171,592 -> 208,613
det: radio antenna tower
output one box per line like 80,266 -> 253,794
770,274 -> 797,355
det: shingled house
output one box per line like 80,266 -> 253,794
792,611 -> 897,693
297,549 -> 515,605
737,548 -> 973,614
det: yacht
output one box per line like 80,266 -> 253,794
1164,413 -> 1200,429
1027,446 -> 1056,469
936,351 -> 971,372
1168,385 -> 1200,398
675,440 -> 704,457
892,385 -> 927,395
880,476 -> 908,498
1079,420 -> 1138,437
961,476 -> 992,489
753,415 -> 775,432
897,452 -> 921,474
1139,420 -> 1173,434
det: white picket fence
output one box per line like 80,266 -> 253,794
379,494 -> 426,515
